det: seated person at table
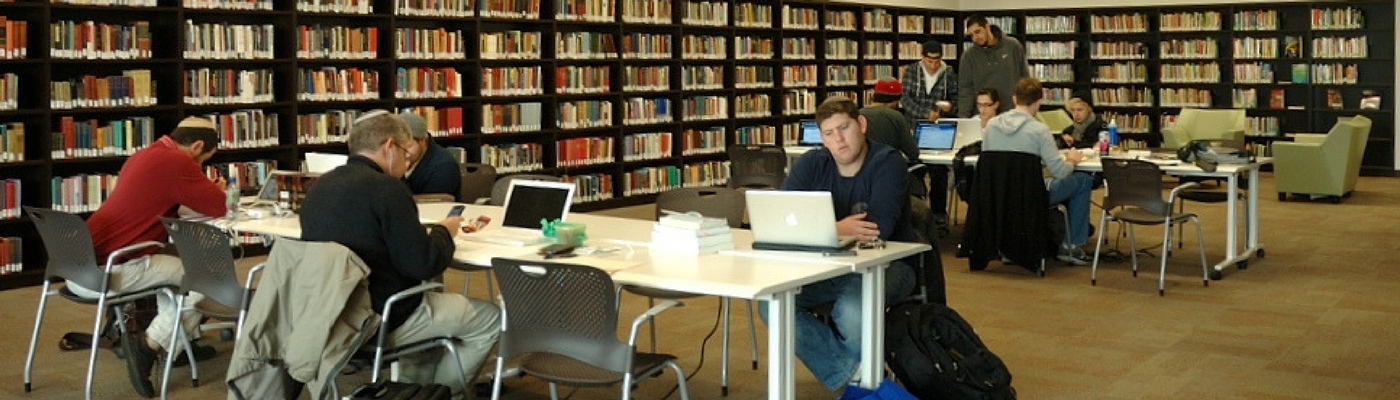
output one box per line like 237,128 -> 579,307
398,111 -> 462,201
1059,92 -> 1105,149
300,111 -> 499,398
983,78 -> 1095,265
83,117 -> 228,397
762,97 -> 917,394
975,87 -> 1002,132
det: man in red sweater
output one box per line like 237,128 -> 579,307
69,117 -> 228,397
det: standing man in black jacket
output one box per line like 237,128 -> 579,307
300,110 -> 499,398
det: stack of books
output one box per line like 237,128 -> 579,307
651,211 -> 734,254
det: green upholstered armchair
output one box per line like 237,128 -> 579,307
1160,108 -> 1247,150
1273,115 -> 1371,202
1036,109 -> 1074,133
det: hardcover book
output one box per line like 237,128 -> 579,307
1360,90 -> 1381,109
1326,89 -> 1344,110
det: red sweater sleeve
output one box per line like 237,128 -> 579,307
174,157 -> 228,218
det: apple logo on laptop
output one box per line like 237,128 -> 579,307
784,212 -> 799,226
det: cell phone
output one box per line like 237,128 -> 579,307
539,243 -> 575,258
447,205 -> 465,218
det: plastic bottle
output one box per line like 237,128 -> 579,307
225,177 -> 240,219
1107,118 -> 1119,148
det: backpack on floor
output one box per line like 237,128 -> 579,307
885,302 -> 1015,400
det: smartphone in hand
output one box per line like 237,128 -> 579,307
447,205 -> 466,218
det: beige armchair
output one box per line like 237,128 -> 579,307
1160,108 -> 1247,150
1273,115 -> 1371,202
1036,109 -> 1074,133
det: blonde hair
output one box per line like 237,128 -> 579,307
1064,97 -> 1092,112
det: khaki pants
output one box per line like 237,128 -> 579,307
387,292 -> 501,398
66,254 -> 205,353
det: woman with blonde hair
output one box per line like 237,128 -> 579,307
1060,92 -> 1105,149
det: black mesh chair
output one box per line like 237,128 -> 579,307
1092,159 -> 1209,296
21,207 -> 189,399
157,218 -> 263,398
727,144 -> 787,189
490,258 -> 690,400
488,173 -> 560,206
618,187 -> 754,395
461,163 -> 497,205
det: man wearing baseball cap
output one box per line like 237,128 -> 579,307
900,39 -> 959,122
860,77 -> 918,161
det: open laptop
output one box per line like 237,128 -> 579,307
461,179 -> 576,246
915,120 -> 957,155
794,119 -> 822,148
745,190 -> 856,253
305,152 -> 348,174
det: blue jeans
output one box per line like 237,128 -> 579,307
1048,172 -> 1093,247
758,261 -> 916,391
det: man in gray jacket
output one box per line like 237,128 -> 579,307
958,15 -> 1028,118
982,78 -> 1095,265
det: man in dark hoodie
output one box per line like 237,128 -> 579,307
957,15 -> 1029,118
983,78 -> 1095,265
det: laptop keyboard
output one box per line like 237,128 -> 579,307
461,230 -> 547,247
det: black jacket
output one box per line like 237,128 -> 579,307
960,151 -> 1056,271
404,140 -> 463,201
301,155 -> 456,332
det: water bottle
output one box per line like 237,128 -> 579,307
1107,119 -> 1119,148
225,177 -> 240,219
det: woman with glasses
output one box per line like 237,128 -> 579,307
975,87 -> 1003,131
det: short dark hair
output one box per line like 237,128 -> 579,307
1013,78 -> 1043,106
815,97 -> 860,126
168,117 -> 220,155
976,87 -> 1002,106
965,14 -> 989,29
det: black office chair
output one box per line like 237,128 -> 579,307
618,187 -> 756,395
491,258 -> 690,400
21,207 -> 191,399
158,218 -> 262,398
461,163 -> 497,205
1092,158 -> 1209,296
727,144 -> 787,189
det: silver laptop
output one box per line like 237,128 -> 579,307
462,179 -> 575,246
915,120 -> 957,154
745,190 -> 855,252
943,118 -> 984,150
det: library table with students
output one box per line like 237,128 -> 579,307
221,202 -> 929,399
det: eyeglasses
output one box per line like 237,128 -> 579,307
392,140 -> 411,157
976,102 -> 997,108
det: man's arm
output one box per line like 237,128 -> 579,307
898,64 -> 924,121
1037,127 -> 1076,179
863,153 -> 908,240
942,69 -> 959,118
380,191 -> 455,281
956,54 -> 975,118
173,159 -> 228,218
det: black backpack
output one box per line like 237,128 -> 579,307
952,141 -> 983,203
885,302 -> 1015,400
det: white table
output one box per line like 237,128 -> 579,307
910,150 -> 1268,277
226,203 -> 928,399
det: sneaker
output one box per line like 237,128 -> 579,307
120,331 -> 157,398
1057,247 -> 1092,266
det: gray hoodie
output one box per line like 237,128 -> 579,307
957,25 -> 1029,118
983,109 -> 1075,181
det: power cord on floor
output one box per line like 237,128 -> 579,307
658,297 -> 724,400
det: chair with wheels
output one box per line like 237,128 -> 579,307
461,163 -> 497,205
21,206 -> 191,400
1091,158 -> 1209,296
619,186 -> 755,396
157,218 -> 264,399
490,258 -> 690,400
727,144 -> 788,189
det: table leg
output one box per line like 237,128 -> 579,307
1247,167 -> 1261,251
766,290 -> 797,400
858,263 -> 887,389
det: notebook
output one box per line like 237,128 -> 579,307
304,152 -> 348,174
745,190 -> 856,253
462,179 -> 575,246
797,119 -> 822,146
915,120 -> 957,154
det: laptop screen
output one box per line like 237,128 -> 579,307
500,180 -> 575,229
915,121 -> 957,151
798,119 -> 821,145
305,152 -> 348,174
